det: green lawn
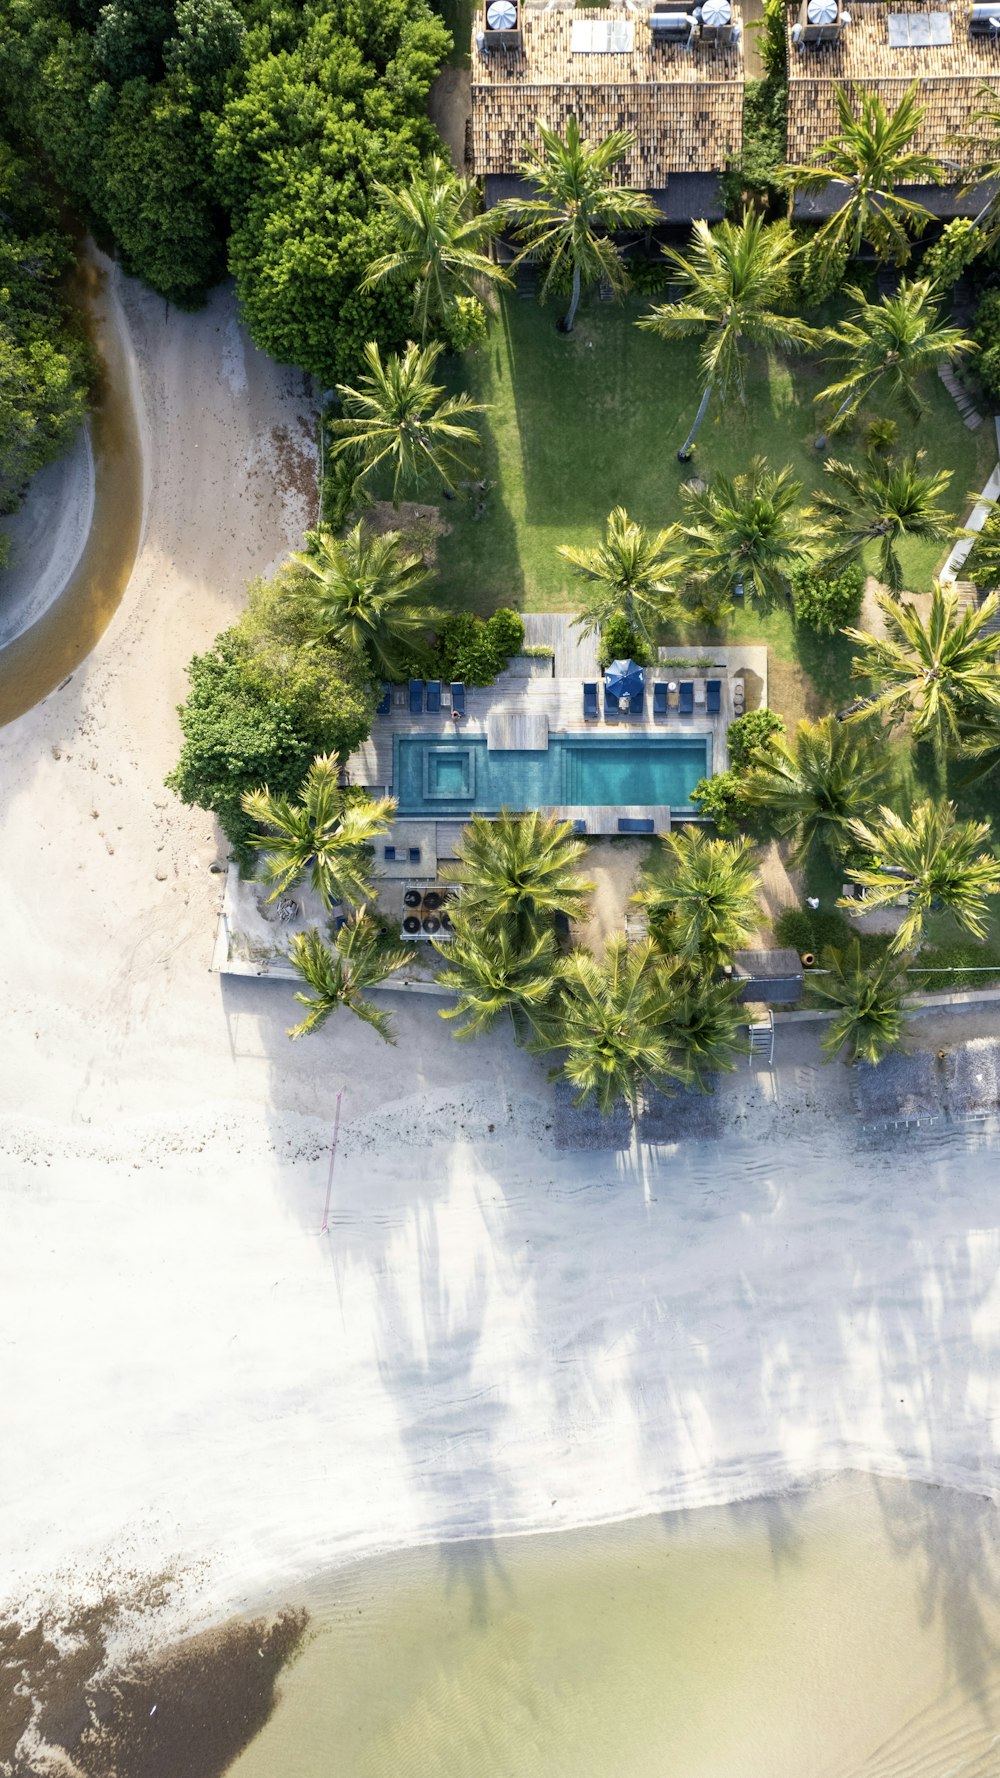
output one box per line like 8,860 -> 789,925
433,292 -> 994,670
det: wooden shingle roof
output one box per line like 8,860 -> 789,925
470,7 -> 744,185
786,0 -> 1000,161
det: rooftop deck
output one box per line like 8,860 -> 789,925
786,0 -> 1000,162
470,5 -> 744,185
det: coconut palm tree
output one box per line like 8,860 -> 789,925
637,211 -> 820,459
808,940 -> 911,1065
956,701 -> 1000,785
740,714 -> 891,864
362,156 -> 511,338
242,757 -> 396,910
661,968 -> 747,1090
287,913 -> 414,1041
433,913 -> 558,1040
532,936 -> 686,1115
292,522 -> 439,677
443,809 -> 593,934
332,339 -> 484,502
498,116 -> 659,334
843,799 -> 1000,951
844,583 -> 1000,745
810,449 -> 953,594
636,829 -> 762,970
558,507 -> 683,648
816,279 -> 975,434
949,84 -> 1000,235
782,83 -> 945,268
675,458 -> 824,617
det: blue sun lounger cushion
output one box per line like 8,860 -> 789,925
409,678 -> 423,714
583,682 -> 598,719
653,683 -> 668,716
450,682 -> 466,716
426,680 -> 441,713
678,681 -> 694,715
706,679 -> 722,714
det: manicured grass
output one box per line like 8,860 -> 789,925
434,291 -> 994,657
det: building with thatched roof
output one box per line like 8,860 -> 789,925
470,3 -> 746,222
785,0 -> 1000,218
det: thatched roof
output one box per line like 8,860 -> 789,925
470,7 -> 744,186
785,0 -> 1000,163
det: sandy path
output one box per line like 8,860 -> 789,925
2,268 -> 1000,1651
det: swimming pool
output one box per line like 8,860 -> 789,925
392,733 -> 712,816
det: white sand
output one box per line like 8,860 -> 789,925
2,270 -> 1000,1641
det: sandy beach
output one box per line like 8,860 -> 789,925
3,262 -> 1000,1682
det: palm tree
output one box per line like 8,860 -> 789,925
782,83 -> 945,268
332,339 -> 484,502
442,809 -> 594,934
843,799 -> 1000,951
287,913 -> 414,1041
293,522 -> 439,677
676,458 -> 824,617
498,116 -> 659,334
433,913 -> 557,1040
635,828 -> 761,969
362,156 -> 511,338
811,449 -> 953,594
532,936 -> 686,1115
242,757 -> 396,910
956,701 -> 1000,785
557,507 -> 683,648
808,940 -> 911,1065
661,968 -> 747,1090
740,714 -> 891,864
637,211 -> 820,459
816,279 -> 975,434
844,583 -> 1000,745
949,84 -> 1000,235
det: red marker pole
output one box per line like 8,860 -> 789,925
320,1090 -> 343,1235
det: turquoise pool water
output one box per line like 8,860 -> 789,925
393,734 -> 712,815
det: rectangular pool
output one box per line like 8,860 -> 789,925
392,733 -> 712,816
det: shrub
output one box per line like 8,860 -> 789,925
774,906 -> 854,956
978,341 -> 1000,403
921,218 -> 981,291
435,607 -> 524,685
727,708 -> 785,768
865,417 -> 897,456
599,613 -> 653,667
791,562 -> 865,635
973,287 -> 1000,348
689,771 -> 744,835
795,232 -> 850,309
444,295 -> 488,353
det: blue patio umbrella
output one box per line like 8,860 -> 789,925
605,658 -> 645,700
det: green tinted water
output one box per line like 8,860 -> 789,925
226,1474 -> 1000,1778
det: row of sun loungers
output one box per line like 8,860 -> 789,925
583,679 -> 722,718
377,681 -> 467,716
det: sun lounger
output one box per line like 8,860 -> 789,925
653,683 -> 668,717
694,679 -> 707,708
376,684 -> 390,715
384,845 -> 397,862
409,678 -> 423,714
583,681 -> 599,719
425,680 -> 441,713
409,846 -> 421,863
450,681 -> 466,716
678,681 -> 694,715
706,679 -> 722,714
618,817 -> 655,834
573,819 -> 587,834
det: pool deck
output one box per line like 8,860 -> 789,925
345,622 -> 767,850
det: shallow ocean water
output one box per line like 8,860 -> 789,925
227,1472 -> 1000,1778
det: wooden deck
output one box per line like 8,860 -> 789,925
487,709 -> 549,750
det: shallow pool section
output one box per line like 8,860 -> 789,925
393,733 -> 711,815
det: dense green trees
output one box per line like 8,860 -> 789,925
0,0 -> 450,358
0,137 -> 90,543
166,564 -> 376,855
